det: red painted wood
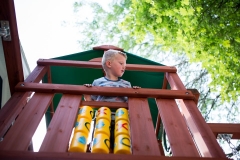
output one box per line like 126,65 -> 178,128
0,0 -> 23,95
93,45 -> 124,51
39,94 -> 82,152
0,93 -> 54,151
162,73 -> 168,89
37,59 -> 177,72
24,66 -> 48,83
208,123 -> 240,139
15,82 -> 195,100
187,89 -> 200,105
0,65 -> 49,138
0,151 -> 229,160
156,99 -> 199,157
128,98 -> 161,156
0,92 -> 29,137
166,72 -> 226,158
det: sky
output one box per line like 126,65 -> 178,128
13,0 -> 239,158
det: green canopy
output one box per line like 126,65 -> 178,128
43,50 -> 166,128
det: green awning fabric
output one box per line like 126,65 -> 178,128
43,50 -> 166,128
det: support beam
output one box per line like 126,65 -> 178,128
37,59 -> 177,73
15,82 -> 195,100
208,123 -> 240,139
156,99 -> 199,157
166,72 -> 226,158
0,151 -> 229,160
0,0 -> 24,95
40,94 -> 82,152
128,98 -> 161,156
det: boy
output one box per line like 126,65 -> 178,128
84,49 -> 139,102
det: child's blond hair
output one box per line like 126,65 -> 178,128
102,49 -> 127,71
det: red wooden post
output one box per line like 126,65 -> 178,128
166,72 -> 226,158
0,93 -> 54,151
128,98 -> 161,156
39,94 -> 82,152
0,66 -> 48,138
156,99 -> 200,157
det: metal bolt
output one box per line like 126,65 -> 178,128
21,83 -> 24,86
185,92 -> 189,95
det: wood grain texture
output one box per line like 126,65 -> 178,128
208,123 -> 240,139
0,92 -> 29,137
128,98 -> 161,156
0,65 -> 49,138
39,94 -> 82,152
0,151 -> 229,160
37,59 -> 177,72
15,82 -> 195,100
0,93 -> 54,151
166,72 -> 226,158
24,66 -> 48,83
156,99 -> 199,157
0,0 -> 23,95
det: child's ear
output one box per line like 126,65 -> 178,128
106,60 -> 111,68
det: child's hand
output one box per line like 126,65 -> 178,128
132,86 -> 141,89
84,84 -> 92,87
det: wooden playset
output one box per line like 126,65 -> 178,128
0,1 -> 239,159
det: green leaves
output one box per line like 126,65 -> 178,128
119,0 -> 240,102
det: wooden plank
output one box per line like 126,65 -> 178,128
128,98 -> 161,156
39,94 -> 82,152
166,72 -> 226,158
0,93 -> 54,151
162,73 -> 168,89
81,101 -> 128,108
15,82 -> 195,100
0,151 -> 229,160
47,66 -> 55,118
37,59 -> 177,73
0,65 -> 49,138
0,0 -> 24,95
0,92 -> 29,137
187,89 -> 200,105
156,99 -> 199,157
93,45 -> 124,51
208,123 -> 240,139
24,66 -> 48,83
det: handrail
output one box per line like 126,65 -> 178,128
37,59 -> 177,72
15,82 -> 195,100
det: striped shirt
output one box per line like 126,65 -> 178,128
91,77 -> 131,102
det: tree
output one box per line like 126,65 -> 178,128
119,0 -> 240,102
71,0 -> 240,158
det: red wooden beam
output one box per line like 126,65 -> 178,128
187,89 -> 200,105
0,0 -> 24,95
0,93 -> 54,151
37,59 -> 177,72
128,98 -> 161,156
40,94 -> 82,152
166,72 -> 226,158
0,66 -> 48,138
208,123 -> 240,139
93,45 -> 124,51
156,99 -> 199,157
0,151 -> 229,160
15,82 -> 195,100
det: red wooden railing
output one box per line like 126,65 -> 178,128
0,59 -> 236,160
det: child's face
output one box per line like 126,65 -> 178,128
108,53 -> 126,78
